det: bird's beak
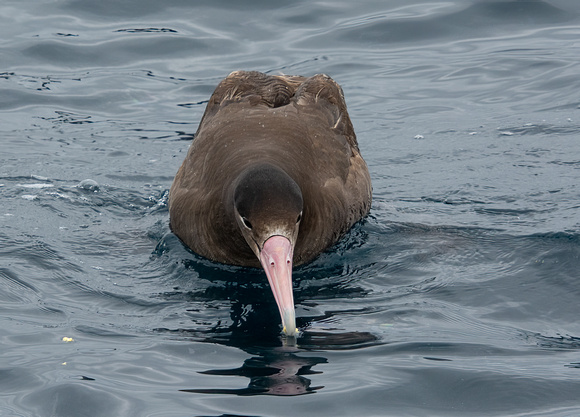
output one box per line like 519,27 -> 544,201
259,235 -> 297,336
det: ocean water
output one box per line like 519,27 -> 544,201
1,0 -> 580,416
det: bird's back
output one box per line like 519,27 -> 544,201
169,71 -> 372,266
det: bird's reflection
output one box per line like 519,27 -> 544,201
176,297 -> 378,397
181,345 -> 326,396
178,294 -> 325,396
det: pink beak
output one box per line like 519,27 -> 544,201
259,235 -> 297,336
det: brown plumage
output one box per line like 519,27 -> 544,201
168,70 -> 371,335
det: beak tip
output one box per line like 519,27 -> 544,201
281,309 -> 298,336
282,325 -> 298,336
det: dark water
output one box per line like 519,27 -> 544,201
2,0 -> 580,415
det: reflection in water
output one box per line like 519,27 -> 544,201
181,346 -> 326,396
181,330 -> 378,397
172,291 -> 379,396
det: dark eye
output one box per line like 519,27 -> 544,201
242,217 -> 252,229
296,212 -> 302,223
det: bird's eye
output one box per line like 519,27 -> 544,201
296,212 -> 302,223
242,217 -> 252,229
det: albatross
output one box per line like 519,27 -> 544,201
169,70 -> 371,336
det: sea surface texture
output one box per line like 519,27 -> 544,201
1,1 -> 580,416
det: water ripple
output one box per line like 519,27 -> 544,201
2,0 -> 580,415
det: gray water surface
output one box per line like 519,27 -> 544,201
1,1 -> 580,416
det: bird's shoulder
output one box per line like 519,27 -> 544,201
200,71 -> 360,154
